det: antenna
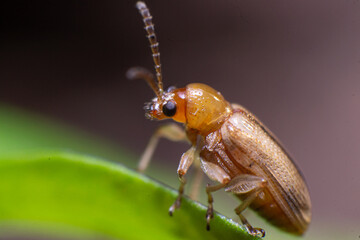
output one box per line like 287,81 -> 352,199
136,1 -> 164,95
126,67 -> 159,97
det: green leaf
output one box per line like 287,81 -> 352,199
0,152 -> 260,240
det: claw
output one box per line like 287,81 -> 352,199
168,206 -> 174,216
247,227 -> 265,238
169,197 -> 181,216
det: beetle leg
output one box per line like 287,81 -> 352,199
205,182 -> 228,230
236,191 -> 266,238
225,174 -> 266,238
169,145 -> 197,215
138,123 -> 187,173
238,213 -> 265,238
169,174 -> 186,216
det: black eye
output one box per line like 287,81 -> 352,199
162,101 -> 177,117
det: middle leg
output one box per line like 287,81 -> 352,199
205,182 -> 228,230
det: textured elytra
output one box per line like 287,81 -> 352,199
217,104 -> 311,234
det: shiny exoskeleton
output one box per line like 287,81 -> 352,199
127,1 -> 311,237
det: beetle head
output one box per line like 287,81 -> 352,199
143,85 -> 187,123
127,2 -> 186,124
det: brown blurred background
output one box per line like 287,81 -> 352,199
1,0 -> 360,239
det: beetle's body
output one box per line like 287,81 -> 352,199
167,83 -> 311,235
128,2 -> 311,237
198,102 -> 311,235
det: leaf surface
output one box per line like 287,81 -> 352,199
0,152 -> 259,240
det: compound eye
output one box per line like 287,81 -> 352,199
162,100 -> 177,117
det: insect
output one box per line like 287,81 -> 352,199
127,1 -> 311,237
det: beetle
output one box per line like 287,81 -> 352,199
127,1 -> 311,237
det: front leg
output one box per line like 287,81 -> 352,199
168,146 -> 197,215
138,123 -> 187,173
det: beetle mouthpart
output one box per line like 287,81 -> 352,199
145,112 -> 154,120
144,102 -> 153,120
144,101 -> 152,111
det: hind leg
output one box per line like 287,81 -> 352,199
225,174 -> 267,237
235,192 -> 266,237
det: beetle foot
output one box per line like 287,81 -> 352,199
206,206 -> 214,231
247,227 -> 265,238
168,197 -> 182,216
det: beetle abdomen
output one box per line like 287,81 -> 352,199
236,189 -> 306,235
222,104 -> 311,234
200,103 -> 311,235
201,137 -> 310,235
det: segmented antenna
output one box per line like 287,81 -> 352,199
126,67 -> 159,96
136,1 -> 163,95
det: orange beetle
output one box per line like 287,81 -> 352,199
127,2 -> 311,237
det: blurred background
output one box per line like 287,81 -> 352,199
1,0 -> 359,239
